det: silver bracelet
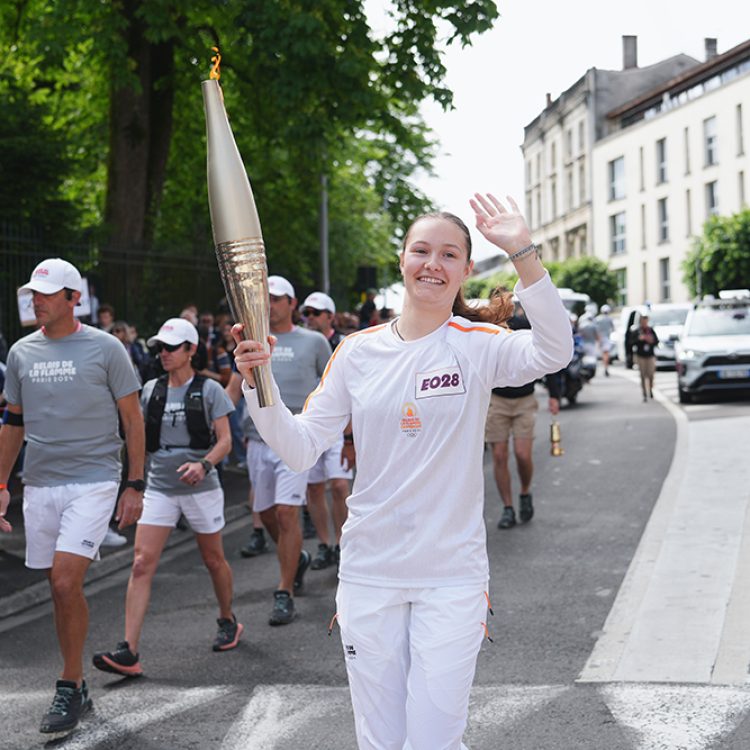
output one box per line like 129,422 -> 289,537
508,243 -> 540,262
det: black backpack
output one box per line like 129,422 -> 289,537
145,374 -> 212,453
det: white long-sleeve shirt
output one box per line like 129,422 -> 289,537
244,273 -> 573,588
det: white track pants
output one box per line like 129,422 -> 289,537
335,581 -> 488,750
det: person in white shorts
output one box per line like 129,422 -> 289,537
0,259 -> 144,735
300,291 -> 354,570
229,276 -> 332,626
232,194 -> 573,749
92,317 -> 240,678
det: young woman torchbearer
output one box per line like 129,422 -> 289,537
233,193 -> 573,749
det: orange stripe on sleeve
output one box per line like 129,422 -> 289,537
303,324 -> 388,411
448,322 -> 501,335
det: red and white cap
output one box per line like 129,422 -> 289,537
302,291 -> 335,313
20,258 -> 82,295
147,318 -> 199,347
268,275 -> 295,299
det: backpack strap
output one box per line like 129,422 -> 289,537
145,375 -> 169,453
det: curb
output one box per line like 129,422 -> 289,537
0,503 -> 251,622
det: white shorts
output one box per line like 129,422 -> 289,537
335,581 -> 487,750
247,440 -> 309,513
308,435 -> 353,483
139,487 -> 225,534
23,481 -> 119,569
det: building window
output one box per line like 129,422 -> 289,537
536,154 -> 541,181
567,168 -> 574,211
536,188 -> 541,226
639,146 -> 644,192
740,171 -> 746,208
659,258 -> 671,302
704,116 -> 718,166
657,197 -> 669,243
656,138 -> 667,184
526,194 -> 533,227
610,212 -> 626,255
526,160 -> 532,185
609,157 -> 625,200
579,162 -> 586,203
738,104 -> 745,156
640,204 -> 646,249
578,121 -> 585,152
642,262 -> 648,302
705,181 -> 719,217
615,268 -> 627,307
550,142 -> 556,173
566,128 -> 573,159
686,189 -> 692,236
684,127 -> 690,175
550,178 -> 557,220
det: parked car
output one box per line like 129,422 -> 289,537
675,293 -> 750,403
617,303 -> 691,369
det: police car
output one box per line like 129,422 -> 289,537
675,290 -> 750,403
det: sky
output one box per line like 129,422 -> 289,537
368,0 -> 750,262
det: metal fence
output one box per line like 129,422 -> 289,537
1,224 -> 226,347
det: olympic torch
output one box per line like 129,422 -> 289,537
202,50 -> 274,406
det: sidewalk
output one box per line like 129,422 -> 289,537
0,465 -> 252,620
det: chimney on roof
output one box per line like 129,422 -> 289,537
623,35 -> 638,69
546,92 -> 552,108
705,38 -> 718,61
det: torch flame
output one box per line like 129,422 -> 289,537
210,47 -> 221,80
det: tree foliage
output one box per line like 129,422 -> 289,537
682,209 -> 750,298
2,0 -> 498,320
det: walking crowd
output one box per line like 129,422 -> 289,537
0,192 -> 654,748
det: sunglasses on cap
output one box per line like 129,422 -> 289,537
302,308 -> 326,317
155,341 -> 188,353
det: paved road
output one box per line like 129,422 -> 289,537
1,366 -> 749,749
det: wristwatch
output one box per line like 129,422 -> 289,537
199,459 -> 213,475
125,479 -> 146,492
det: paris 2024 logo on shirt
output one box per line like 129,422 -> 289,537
29,360 -> 77,384
400,403 -> 422,438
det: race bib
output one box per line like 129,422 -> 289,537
415,366 -> 466,399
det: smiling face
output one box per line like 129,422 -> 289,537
400,216 -> 473,311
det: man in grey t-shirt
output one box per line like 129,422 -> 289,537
227,275 -> 331,626
0,259 -> 144,734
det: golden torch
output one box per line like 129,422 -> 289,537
202,49 -> 274,406
550,420 -> 564,457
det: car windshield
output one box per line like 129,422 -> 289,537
686,306 -> 750,336
648,308 -> 689,327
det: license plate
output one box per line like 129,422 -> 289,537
718,369 -> 750,379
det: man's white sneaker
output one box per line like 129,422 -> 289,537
101,527 -> 128,547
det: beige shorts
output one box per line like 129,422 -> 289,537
485,393 -> 538,443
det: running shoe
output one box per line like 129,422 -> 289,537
310,543 -> 335,570
240,529 -> 269,557
92,641 -> 143,677
269,590 -> 296,626
497,506 -> 516,529
39,679 -> 92,734
213,614 -> 244,651
519,493 -> 534,523
293,549 -> 311,593
101,527 -> 127,547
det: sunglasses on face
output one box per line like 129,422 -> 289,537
156,342 -> 186,353
302,308 -> 326,317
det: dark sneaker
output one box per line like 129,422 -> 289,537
293,549 -> 311,593
310,543 -> 334,570
497,506 -> 516,529
213,614 -> 244,651
39,679 -> 93,734
269,590 -> 296,626
302,509 -> 317,539
92,641 -> 143,677
240,529 -> 268,558
519,494 -> 534,523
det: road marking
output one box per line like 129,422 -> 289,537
602,684 -> 750,750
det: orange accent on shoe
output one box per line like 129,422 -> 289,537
101,654 -> 143,676
481,622 -> 494,643
484,591 -> 495,617
216,622 -> 244,651
327,613 -> 339,636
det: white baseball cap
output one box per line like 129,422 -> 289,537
268,275 -> 295,298
20,258 -> 82,295
302,291 -> 335,314
147,317 -> 199,347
